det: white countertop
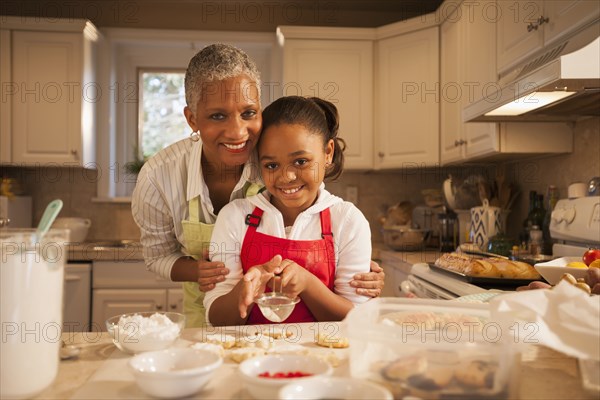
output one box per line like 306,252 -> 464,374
37,322 -> 598,400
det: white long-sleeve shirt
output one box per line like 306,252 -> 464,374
131,138 -> 260,279
204,185 -> 372,323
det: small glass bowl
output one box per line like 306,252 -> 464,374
255,293 -> 300,323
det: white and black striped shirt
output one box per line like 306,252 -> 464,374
131,138 -> 260,280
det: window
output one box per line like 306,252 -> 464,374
138,70 -> 188,158
95,28 -> 275,200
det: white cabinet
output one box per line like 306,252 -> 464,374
91,261 -> 183,331
497,0 -> 600,74
441,0 -> 499,164
441,1 -> 574,164
0,29 -> 10,164
375,27 -> 440,168
280,32 -> 373,169
0,17 -> 98,166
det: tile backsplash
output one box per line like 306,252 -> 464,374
2,117 -> 598,247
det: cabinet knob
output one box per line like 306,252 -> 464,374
454,140 -> 460,147
537,16 -> 549,26
378,151 -> 384,158
170,304 -> 177,310
527,22 -> 539,32
156,305 -> 163,310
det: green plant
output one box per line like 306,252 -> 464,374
124,146 -> 148,175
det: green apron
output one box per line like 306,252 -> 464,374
181,182 -> 263,328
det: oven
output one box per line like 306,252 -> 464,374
402,196 -> 600,299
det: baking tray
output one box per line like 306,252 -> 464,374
428,264 -> 544,287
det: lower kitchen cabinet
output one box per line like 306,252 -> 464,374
91,261 -> 183,331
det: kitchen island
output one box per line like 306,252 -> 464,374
37,322 -> 596,399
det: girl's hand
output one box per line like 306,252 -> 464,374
239,255 -> 283,318
276,259 -> 314,299
350,260 -> 385,297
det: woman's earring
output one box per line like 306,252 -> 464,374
190,130 -> 200,142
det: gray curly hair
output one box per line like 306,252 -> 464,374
184,44 -> 261,113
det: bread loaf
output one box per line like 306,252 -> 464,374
435,252 -> 540,279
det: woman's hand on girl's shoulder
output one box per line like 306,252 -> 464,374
350,260 -> 385,298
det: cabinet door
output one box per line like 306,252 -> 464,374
375,27 -> 439,168
440,15 -> 464,164
496,0 -> 544,74
544,0 -> 600,46
283,40 -> 373,169
0,29 -> 11,163
91,289 -> 167,331
167,288 -> 184,313
11,30 -> 83,164
463,0 -> 500,158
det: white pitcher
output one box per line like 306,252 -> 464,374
1,229 -> 67,399
469,199 -> 502,250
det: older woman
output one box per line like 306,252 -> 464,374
132,44 -> 384,327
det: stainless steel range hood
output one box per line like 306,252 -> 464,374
464,27 -> 600,122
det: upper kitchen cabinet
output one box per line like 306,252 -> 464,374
375,26 -> 440,168
278,27 -> 374,169
0,17 -> 99,166
440,0 -> 574,164
497,0 -> 600,75
0,29 -> 10,164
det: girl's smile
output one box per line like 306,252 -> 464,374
258,123 -> 333,225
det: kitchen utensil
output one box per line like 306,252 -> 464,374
279,376 -> 393,400
438,211 -> 458,252
239,354 -> 333,399
59,341 -> 81,360
588,177 -> 600,196
52,217 -> 91,242
106,312 -> 185,354
443,175 -> 485,211
458,243 -> 509,259
469,199 -> 502,250
129,348 -> 222,399
36,199 -> 63,241
1,228 -> 68,399
255,277 -> 300,323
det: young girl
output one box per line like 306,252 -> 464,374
203,96 -> 372,326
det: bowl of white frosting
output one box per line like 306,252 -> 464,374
106,312 -> 185,354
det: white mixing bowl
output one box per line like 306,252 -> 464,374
52,217 -> 91,242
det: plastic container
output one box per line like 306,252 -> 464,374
342,298 -> 517,400
1,229 -> 68,399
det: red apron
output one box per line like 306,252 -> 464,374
241,206 -> 336,324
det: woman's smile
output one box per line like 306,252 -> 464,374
223,141 -> 248,152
